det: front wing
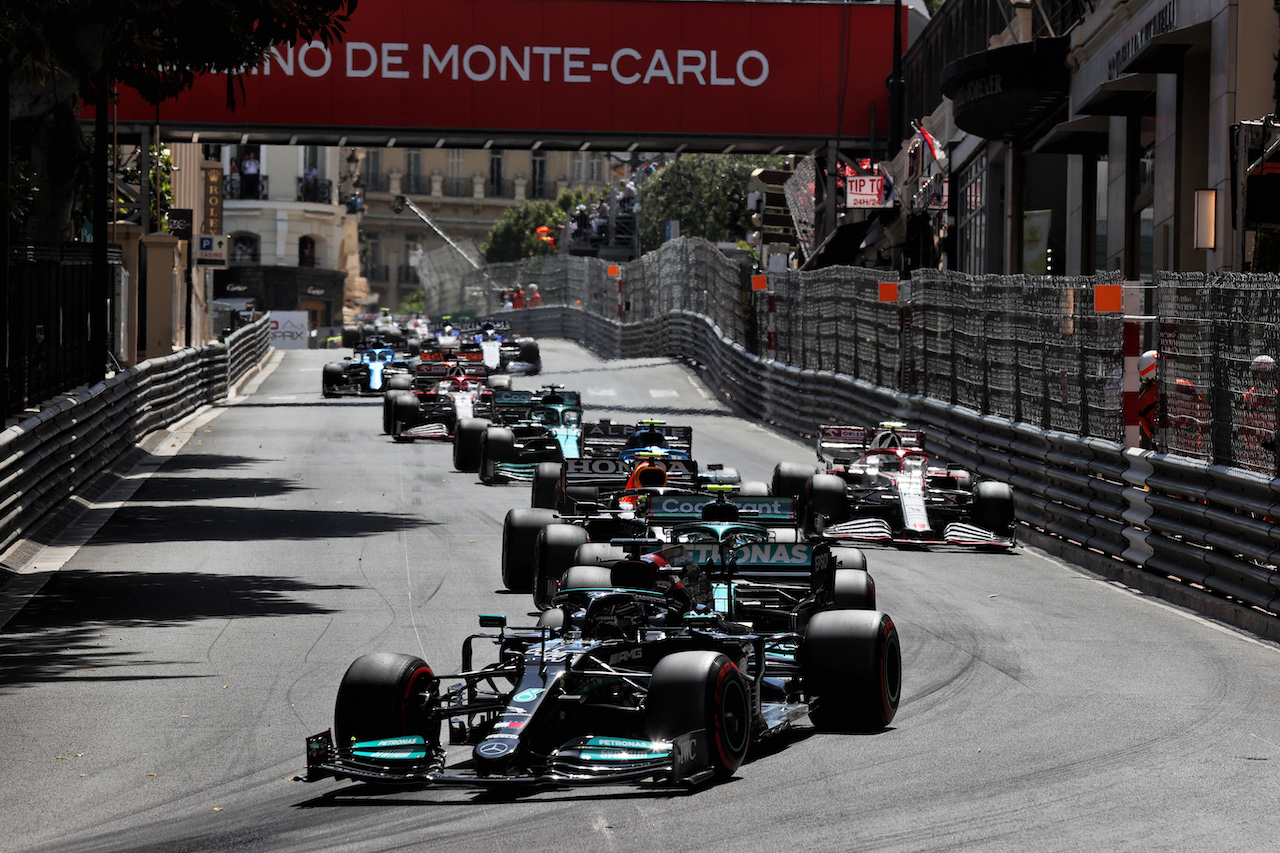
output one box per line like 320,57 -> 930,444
304,729 -> 716,788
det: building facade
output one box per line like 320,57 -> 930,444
874,0 -> 1277,278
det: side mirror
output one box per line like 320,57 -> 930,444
478,614 -> 507,629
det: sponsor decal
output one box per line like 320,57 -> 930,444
476,740 -> 514,758
684,543 -> 812,565
486,733 -> 520,739
513,688 -> 545,703
494,720 -> 525,729
587,737 -> 664,750
651,496 -> 793,517
608,648 -> 643,665
354,736 -> 425,748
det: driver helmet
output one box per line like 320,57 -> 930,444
1138,350 -> 1159,381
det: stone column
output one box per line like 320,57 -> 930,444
140,232 -> 180,360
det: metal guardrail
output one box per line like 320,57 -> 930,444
503,303 -> 1280,629
0,314 -> 271,557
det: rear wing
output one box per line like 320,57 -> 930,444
818,423 -> 921,461
581,421 -> 694,459
562,457 -> 700,492
645,494 -> 797,525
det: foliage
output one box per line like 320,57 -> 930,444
636,154 -> 782,253
480,188 -> 605,263
400,288 -> 426,314
4,0 -> 355,240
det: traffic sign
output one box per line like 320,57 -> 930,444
196,235 -> 230,268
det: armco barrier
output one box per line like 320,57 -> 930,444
506,305 -> 1280,629
0,314 -> 271,557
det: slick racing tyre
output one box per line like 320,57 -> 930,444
531,462 -> 563,509
381,393 -> 398,435
572,543 -> 627,567
534,524 -> 590,609
645,651 -> 751,780
973,481 -> 1016,536
802,474 -> 847,532
386,375 -> 414,392
486,374 -> 512,390
501,508 -> 559,592
801,610 -> 901,733
559,564 -> 615,593
391,392 -> 420,439
479,427 -> 516,484
453,418 -> 489,472
737,481 -> 770,497
831,568 -> 876,610
321,363 -> 344,398
772,461 -> 819,499
333,652 -> 438,749
518,340 -> 541,374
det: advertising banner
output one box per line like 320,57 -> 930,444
93,0 -> 898,143
269,311 -> 311,350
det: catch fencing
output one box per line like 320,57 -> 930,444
0,314 -> 271,558
467,239 -> 1280,633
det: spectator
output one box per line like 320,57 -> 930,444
1242,354 -> 1277,470
241,151 -> 261,199
512,287 -> 525,310
303,163 -> 319,201
1137,349 -> 1160,449
528,283 -> 542,307
502,288 -> 513,310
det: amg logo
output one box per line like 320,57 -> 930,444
609,648 -> 642,664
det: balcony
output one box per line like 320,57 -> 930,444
226,174 -> 269,200
297,177 -> 334,204
362,263 -> 390,281
396,265 -> 419,285
442,176 -> 471,197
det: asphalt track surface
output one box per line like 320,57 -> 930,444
3,341 -> 1280,852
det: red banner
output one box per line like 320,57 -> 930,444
97,0 -> 898,143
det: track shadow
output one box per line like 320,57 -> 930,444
127,475 -> 304,502
0,569 -> 353,688
88,504 -> 433,545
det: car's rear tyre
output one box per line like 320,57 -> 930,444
381,393 -> 399,435
321,364 -> 344,398
453,418 -> 488,472
391,392 -> 419,438
573,543 -> 626,567
501,508 -> 559,592
772,461 -> 819,499
536,608 -> 566,631
534,524 -> 590,609
832,568 -> 876,610
386,375 -> 414,392
487,374 -> 512,390
519,340 -> 541,373
560,564 -> 615,592
531,462 -> 562,509
561,484 -> 599,514
973,481 -> 1016,536
333,652 -> 438,749
803,474 -> 847,530
479,427 -> 516,484
801,610 -> 900,733
645,651 -> 751,780
737,481 -> 770,497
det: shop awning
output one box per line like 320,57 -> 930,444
1031,115 -> 1111,155
939,38 -> 1070,145
1075,74 -> 1158,116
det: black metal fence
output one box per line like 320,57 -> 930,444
5,242 -> 119,419
454,238 -> 1280,478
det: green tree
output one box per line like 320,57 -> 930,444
4,0 -> 356,239
636,154 -> 780,253
480,189 -> 603,263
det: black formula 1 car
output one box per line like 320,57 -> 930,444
772,423 -> 1016,548
452,386 -> 584,480
304,555 -> 900,793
